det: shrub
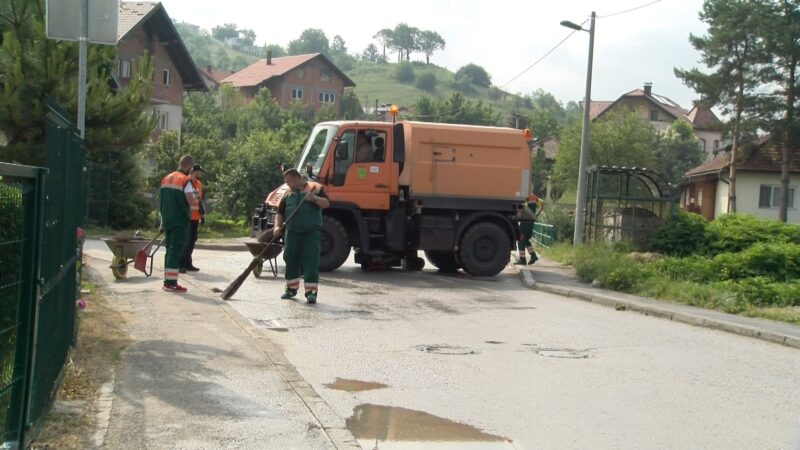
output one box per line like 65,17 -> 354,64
570,244 -> 628,282
601,264 -> 654,292
705,214 -> 800,255
712,243 -> 800,282
415,72 -> 437,92
540,204 -> 575,243
395,61 -> 415,83
647,210 -> 707,256
649,255 -> 718,283
717,277 -> 800,309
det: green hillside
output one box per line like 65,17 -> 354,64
174,23 -> 532,122
347,61 -> 530,119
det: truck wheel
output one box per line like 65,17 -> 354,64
319,216 -> 350,272
424,251 -> 460,273
458,222 -> 511,276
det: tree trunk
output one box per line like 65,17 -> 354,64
729,87 -> 744,214
779,3 -> 797,222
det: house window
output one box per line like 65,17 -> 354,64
320,70 -> 331,82
697,188 -> 703,207
119,59 -> 131,79
162,69 -> 170,86
318,91 -> 335,104
650,109 -> 658,121
158,112 -> 169,130
759,185 -> 796,209
699,138 -> 706,151
291,88 -> 304,101
296,68 -> 305,79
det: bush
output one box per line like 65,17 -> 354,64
395,61 -> 415,83
601,264 -> 654,292
705,214 -> 800,255
540,204 -> 575,242
716,278 -> 800,309
415,72 -> 437,92
712,243 -> 800,282
648,210 -> 707,256
569,244 -> 629,283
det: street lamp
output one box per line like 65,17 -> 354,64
561,12 -> 596,245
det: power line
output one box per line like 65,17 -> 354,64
598,0 -> 663,18
499,19 -> 589,89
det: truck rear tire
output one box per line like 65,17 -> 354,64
319,216 -> 350,272
458,222 -> 511,276
424,251 -> 460,273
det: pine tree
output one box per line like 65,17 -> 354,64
675,0 -> 772,213
0,0 -> 156,228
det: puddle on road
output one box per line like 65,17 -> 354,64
346,404 -> 513,449
323,378 -> 388,392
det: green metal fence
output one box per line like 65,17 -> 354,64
0,163 -> 45,450
532,222 -> 555,248
0,99 -> 84,449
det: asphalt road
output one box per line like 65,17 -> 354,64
85,240 -> 800,449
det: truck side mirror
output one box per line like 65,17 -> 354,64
335,142 -> 349,160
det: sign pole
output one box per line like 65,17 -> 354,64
77,0 -> 88,138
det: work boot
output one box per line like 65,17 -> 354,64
528,253 -> 538,265
305,291 -> 317,304
281,288 -> 297,299
514,257 -> 527,265
186,265 -> 200,272
178,267 -> 187,273
163,284 -> 188,293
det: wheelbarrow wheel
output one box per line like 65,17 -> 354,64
253,261 -> 263,278
111,255 -> 128,279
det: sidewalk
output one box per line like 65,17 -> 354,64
515,256 -> 800,350
84,254 -> 359,449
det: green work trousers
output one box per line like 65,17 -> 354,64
164,223 -> 188,286
283,230 -> 320,293
517,221 -> 535,252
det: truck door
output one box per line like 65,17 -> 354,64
328,127 -> 393,210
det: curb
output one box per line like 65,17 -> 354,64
513,266 -> 800,350
193,242 -> 249,251
214,298 -> 360,449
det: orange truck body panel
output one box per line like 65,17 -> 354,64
398,121 -> 530,202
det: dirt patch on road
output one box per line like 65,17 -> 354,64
30,263 -> 132,449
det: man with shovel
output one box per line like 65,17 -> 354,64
272,168 -> 329,304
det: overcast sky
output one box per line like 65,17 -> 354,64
160,0 -> 709,110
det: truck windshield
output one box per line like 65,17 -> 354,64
296,124 -> 339,176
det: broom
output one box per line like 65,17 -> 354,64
221,188 -> 314,300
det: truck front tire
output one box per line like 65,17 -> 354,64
424,251 -> 460,273
457,222 -> 511,276
319,216 -> 350,272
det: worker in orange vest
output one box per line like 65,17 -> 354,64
180,164 -> 205,273
160,155 -> 197,292
516,192 -> 543,265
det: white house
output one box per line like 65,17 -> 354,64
681,135 -> 800,223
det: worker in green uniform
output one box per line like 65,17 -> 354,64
273,168 -> 330,304
516,192 -> 543,265
159,155 -> 198,293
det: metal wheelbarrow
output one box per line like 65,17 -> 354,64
102,231 -> 163,279
244,241 -> 283,278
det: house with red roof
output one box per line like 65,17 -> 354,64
200,65 -> 234,89
681,136 -> 799,222
588,83 -> 723,161
222,52 -> 356,112
116,2 -> 206,139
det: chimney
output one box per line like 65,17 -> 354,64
266,50 -> 272,65
644,82 -> 652,95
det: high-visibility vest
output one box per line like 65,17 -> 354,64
160,171 -> 191,226
190,179 -> 204,221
